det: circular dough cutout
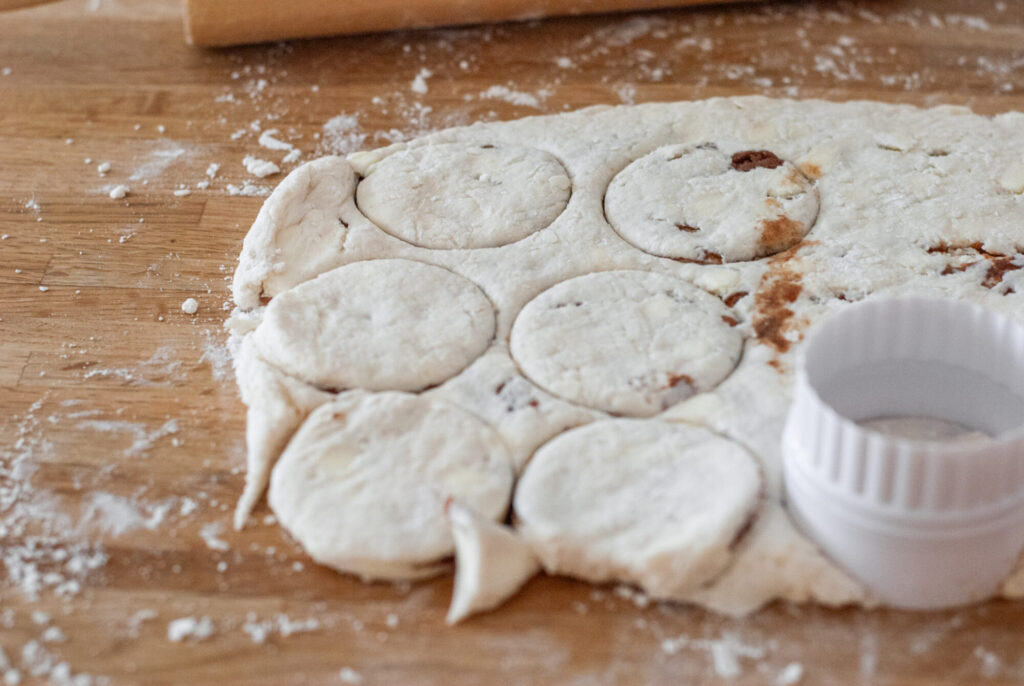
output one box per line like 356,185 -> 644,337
253,259 -> 495,391
605,143 -> 818,262
269,391 -> 514,580
510,270 -> 743,417
515,419 -> 762,597
356,143 -> 572,249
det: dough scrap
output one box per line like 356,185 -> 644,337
355,142 -> 571,249
515,419 -> 762,598
683,503 -> 867,615
232,333 -> 333,530
510,270 -> 743,417
233,156 -> 356,310
605,142 -> 818,263
269,391 -> 514,581
253,259 -> 495,392
446,502 -> 540,624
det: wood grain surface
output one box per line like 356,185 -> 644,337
1,1 -> 1023,684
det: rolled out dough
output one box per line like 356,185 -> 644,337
230,97 -> 1024,615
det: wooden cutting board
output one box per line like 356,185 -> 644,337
1,0 -> 1022,684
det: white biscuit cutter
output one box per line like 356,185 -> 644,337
783,297 -> 1024,609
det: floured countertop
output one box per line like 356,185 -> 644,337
1,0 -> 1023,684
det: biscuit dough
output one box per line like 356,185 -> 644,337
253,258 -> 495,391
510,270 -> 743,417
605,142 -> 819,262
515,419 -> 762,598
356,142 -> 571,249
232,333 -> 333,529
268,392 -> 514,580
233,156 -> 358,310
230,97 -> 1024,613
446,503 -> 540,624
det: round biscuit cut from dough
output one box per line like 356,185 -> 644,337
356,142 -> 571,249
510,270 -> 743,417
253,258 -> 495,391
269,391 -> 515,581
515,419 -> 762,598
605,143 -> 818,262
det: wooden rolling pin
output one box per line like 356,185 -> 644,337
183,0 -> 755,47
0,0 -> 61,11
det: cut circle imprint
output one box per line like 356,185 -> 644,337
605,142 -> 819,263
357,142 -> 572,249
253,258 -> 496,392
510,270 -> 743,417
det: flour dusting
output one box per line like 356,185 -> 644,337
167,616 -> 215,643
129,143 -> 187,182
82,346 -> 183,386
75,419 -> 179,458
320,113 -> 367,156
200,331 -> 234,382
242,613 -> 321,644
200,521 -> 230,551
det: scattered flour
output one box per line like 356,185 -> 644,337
659,631 -> 766,679
338,667 -> 364,684
167,616 -> 214,642
200,521 -> 230,552
129,144 -> 186,182
241,613 -> 320,644
199,331 -> 233,381
411,68 -> 433,94
17,638 -> 99,685
242,155 -> 280,178
775,662 -> 804,685
127,610 -> 158,638
74,419 -> 179,458
41,627 -> 66,644
478,85 -> 546,108
82,346 -> 182,386
2,399 -> 109,602
257,129 -> 294,152
613,584 -> 650,608
974,647 -> 1002,678
859,634 -> 877,679
78,493 -> 177,536
320,113 -> 367,156
615,83 -> 637,104
226,182 -> 270,197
